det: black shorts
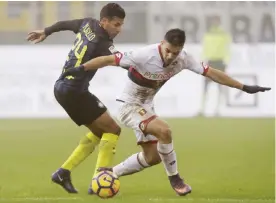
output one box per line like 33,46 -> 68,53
54,81 -> 107,126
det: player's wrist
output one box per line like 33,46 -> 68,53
242,85 -> 251,92
44,28 -> 50,36
237,83 -> 244,90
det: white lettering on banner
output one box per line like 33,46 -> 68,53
0,45 -> 274,118
148,2 -> 275,43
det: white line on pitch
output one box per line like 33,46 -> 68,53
149,198 -> 275,202
0,197 -> 83,201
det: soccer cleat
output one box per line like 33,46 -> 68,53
169,174 -> 192,196
51,168 -> 78,193
88,183 -> 95,195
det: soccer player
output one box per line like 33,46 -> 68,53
62,28 -> 271,196
27,3 -> 126,193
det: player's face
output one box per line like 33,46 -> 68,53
102,17 -> 124,39
161,41 -> 183,66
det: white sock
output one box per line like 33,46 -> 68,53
113,152 -> 150,178
157,142 -> 178,176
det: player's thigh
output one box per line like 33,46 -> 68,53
144,118 -> 172,142
86,125 -> 104,138
140,142 -> 161,166
86,111 -> 121,136
54,84 -> 86,126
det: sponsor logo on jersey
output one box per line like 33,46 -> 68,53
137,108 -> 147,116
143,70 -> 176,80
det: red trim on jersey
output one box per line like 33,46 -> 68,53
114,52 -> 123,66
158,44 -> 165,66
139,115 -> 157,133
203,67 -> 209,76
129,66 -> 144,80
201,62 -> 209,76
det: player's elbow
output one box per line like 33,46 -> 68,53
205,67 -> 222,82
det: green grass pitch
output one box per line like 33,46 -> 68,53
0,118 -> 274,203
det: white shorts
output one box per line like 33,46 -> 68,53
116,101 -> 158,145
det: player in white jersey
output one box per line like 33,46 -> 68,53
63,28 -> 271,196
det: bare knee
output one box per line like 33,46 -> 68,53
89,112 -> 122,136
145,119 -> 172,143
157,126 -> 172,143
98,122 -> 121,135
108,123 -> 121,135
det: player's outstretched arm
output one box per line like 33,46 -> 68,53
205,67 -> 271,94
27,19 -> 84,44
83,55 -> 117,71
61,55 -> 118,78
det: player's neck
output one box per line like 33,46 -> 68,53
158,44 -> 167,67
158,44 -> 174,68
98,22 -> 111,39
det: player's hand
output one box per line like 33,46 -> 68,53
61,66 -> 85,78
26,30 -> 47,44
242,85 -> 271,94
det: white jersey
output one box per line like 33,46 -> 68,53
114,43 -> 209,105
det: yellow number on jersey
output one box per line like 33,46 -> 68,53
65,33 -> 88,79
72,33 -> 88,67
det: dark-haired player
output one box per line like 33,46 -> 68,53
27,3 -> 127,194
63,28 -> 271,196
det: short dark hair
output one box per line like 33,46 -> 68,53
100,3 -> 126,20
164,28 -> 186,46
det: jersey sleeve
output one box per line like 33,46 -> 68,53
185,52 -> 209,75
44,18 -> 87,35
114,50 -> 145,68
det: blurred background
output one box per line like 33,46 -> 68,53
0,2 -> 274,202
0,1 -> 274,118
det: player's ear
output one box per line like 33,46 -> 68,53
100,17 -> 108,24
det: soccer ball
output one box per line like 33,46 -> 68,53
91,170 -> 120,198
